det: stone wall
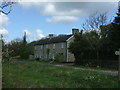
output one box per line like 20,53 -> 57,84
34,42 -> 67,62
66,36 -> 75,62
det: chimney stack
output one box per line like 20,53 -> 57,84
49,34 -> 54,39
72,28 -> 79,35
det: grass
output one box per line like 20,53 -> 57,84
51,61 -> 117,71
2,60 -> 119,88
71,65 -> 118,71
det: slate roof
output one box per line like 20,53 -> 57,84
35,35 -> 72,45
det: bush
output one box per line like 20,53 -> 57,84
55,52 -> 63,62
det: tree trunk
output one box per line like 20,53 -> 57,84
96,50 -> 100,66
118,50 -> 120,82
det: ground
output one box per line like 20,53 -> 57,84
2,59 -> 119,88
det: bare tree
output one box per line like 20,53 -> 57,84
0,1 -> 16,15
82,12 -> 112,31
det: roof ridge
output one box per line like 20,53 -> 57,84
35,34 -> 73,45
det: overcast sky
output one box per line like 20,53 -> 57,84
0,1 -> 118,42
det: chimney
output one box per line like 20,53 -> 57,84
72,28 -> 79,35
49,34 -> 54,39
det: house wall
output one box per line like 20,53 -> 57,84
34,42 -> 67,62
66,36 -> 75,62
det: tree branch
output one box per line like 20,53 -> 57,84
0,2 -> 16,15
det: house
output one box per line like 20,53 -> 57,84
34,29 -> 79,62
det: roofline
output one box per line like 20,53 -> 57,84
34,41 -> 67,46
34,35 -> 72,46
66,35 -> 74,42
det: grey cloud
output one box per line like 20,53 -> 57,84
46,2 -> 117,16
19,2 -> 118,24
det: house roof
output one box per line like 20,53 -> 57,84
35,35 -> 72,45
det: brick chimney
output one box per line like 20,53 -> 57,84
72,29 -> 79,35
49,34 -> 54,39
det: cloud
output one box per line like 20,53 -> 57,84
0,13 -> 9,28
23,29 -> 45,42
43,2 -> 116,24
43,3 -> 82,16
19,2 -> 41,9
36,29 -> 45,38
19,2 -> 117,24
0,28 -> 9,35
47,16 -> 79,24
0,13 -> 9,36
44,2 -> 116,16
13,0 -> 119,2
18,0 -> 50,9
23,29 -> 32,36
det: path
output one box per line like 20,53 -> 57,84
52,64 -> 118,76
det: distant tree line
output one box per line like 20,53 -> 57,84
2,33 -> 36,60
69,8 -> 120,69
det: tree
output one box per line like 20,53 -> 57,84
69,32 -> 90,65
0,1 -> 16,15
109,1 -> 120,80
109,4 -> 120,50
82,12 -> 112,32
69,3 -> 119,69
7,38 -> 22,58
46,48 -> 50,60
23,32 -> 27,45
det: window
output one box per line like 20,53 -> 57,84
46,45 -> 48,48
35,55 -> 37,58
41,45 -> 43,49
46,54 -> 47,58
36,54 -> 38,58
52,54 -> 55,59
61,43 -> 64,48
40,55 -> 41,58
53,44 -> 55,49
34,46 -> 37,50
49,53 -> 51,59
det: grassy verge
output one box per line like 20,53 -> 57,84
71,65 -> 118,71
2,60 -> 118,88
48,60 -> 117,71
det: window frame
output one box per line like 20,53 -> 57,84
61,43 -> 64,48
46,45 -> 48,48
53,44 -> 55,49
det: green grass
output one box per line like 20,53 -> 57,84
71,65 -> 117,71
2,60 -> 118,88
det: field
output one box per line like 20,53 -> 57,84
2,60 -> 118,88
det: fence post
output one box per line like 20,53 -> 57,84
0,40 -> 2,89
118,49 -> 120,82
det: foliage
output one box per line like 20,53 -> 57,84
69,10 -> 120,69
3,35 -> 36,59
2,60 -> 118,88
55,52 -> 64,62
109,7 -> 120,51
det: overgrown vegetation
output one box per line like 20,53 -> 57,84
2,60 -> 118,88
2,33 -> 36,60
69,7 -> 120,69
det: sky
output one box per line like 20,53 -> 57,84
0,1 -> 119,43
